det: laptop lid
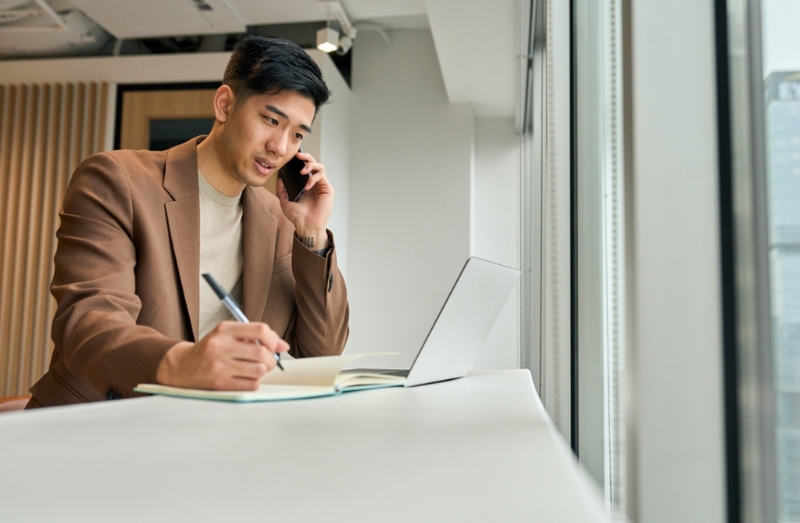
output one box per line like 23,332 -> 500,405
404,257 -> 520,387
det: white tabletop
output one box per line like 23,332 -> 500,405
0,370 -> 609,522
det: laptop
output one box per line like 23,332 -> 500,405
346,257 -> 520,387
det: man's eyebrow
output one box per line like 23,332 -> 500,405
265,104 -> 313,134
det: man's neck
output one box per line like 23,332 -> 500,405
196,133 -> 245,198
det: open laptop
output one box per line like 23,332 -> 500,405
347,257 -> 520,387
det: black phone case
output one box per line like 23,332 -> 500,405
278,154 -> 308,202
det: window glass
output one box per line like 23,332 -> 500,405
149,118 -> 214,150
762,0 -> 800,519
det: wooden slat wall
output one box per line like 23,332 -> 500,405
0,82 -> 108,397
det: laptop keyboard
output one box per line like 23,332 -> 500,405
346,368 -> 410,378
380,369 -> 410,378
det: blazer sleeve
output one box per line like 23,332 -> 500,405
284,232 -> 349,358
51,153 -> 181,398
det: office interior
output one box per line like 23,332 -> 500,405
0,1 -> 796,522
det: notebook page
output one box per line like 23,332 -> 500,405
260,353 -> 395,387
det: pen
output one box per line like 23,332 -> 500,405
202,273 -> 284,371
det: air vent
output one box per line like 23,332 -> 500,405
0,6 -> 111,58
67,0 -> 246,39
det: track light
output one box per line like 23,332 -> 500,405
336,28 -> 356,55
316,26 -> 339,53
316,1 -> 355,54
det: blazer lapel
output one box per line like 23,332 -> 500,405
163,138 -> 202,341
242,187 -> 277,322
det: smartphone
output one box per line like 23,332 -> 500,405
278,149 -> 308,202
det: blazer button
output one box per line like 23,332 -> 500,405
106,390 -> 122,400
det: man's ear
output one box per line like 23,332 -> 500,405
213,85 -> 235,123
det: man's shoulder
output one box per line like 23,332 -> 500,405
71,149 -> 170,192
84,148 -> 168,173
65,149 -> 173,209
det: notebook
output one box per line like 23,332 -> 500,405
134,353 -> 404,402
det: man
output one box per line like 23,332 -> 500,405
26,36 -> 349,408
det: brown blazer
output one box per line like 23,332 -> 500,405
29,137 -> 349,407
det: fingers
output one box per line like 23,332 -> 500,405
294,152 -> 329,192
199,323 -> 289,389
214,321 -> 289,354
296,151 -> 317,176
296,150 -> 315,166
227,357 -> 271,379
163,323 -> 289,390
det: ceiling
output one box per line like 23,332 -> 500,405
0,0 -> 518,118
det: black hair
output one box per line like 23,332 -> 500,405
223,36 -> 331,111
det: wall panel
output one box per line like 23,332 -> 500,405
0,82 -> 107,397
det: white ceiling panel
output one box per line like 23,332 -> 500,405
223,0 -> 322,25
364,14 -> 429,29
226,0 -> 427,25
425,0 -> 518,117
68,0 -> 246,39
341,0 -> 426,20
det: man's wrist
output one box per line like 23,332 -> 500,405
156,341 -> 191,385
296,229 -> 329,251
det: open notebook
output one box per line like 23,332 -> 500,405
134,353 -> 404,402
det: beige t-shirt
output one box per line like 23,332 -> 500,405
197,172 -> 244,339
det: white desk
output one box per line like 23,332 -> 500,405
0,371 -> 609,522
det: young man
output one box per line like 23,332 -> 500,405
26,36 -> 349,408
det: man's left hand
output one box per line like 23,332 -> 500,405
277,151 -> 333,250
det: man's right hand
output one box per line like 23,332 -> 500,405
155,321 -> 289,390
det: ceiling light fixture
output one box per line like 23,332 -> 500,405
316,26 -> 339,53
316,1 -> 355,55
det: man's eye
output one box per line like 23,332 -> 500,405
294,133 -> 305,140
263,116 -> 277,125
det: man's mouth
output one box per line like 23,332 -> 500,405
254,158 -> 275,175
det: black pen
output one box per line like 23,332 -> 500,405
202,273 -> 284,371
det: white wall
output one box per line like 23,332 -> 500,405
471,117 -> 520,370
305,50 -> 351,276
0,50 -> 351,273
345,29 -> 474,367
425,0 -> 518,117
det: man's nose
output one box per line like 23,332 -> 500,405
266,133 -> 289,157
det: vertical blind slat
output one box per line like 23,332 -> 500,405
0,82 -> 107,397
72,84 -> 85,179
84,83 -> 97,160
9,84 -> 38,395
96,84 -> 108,153
2,85 -> 28,396
18,85 -> 47,390
37,85 -> 61,379
0,85 -> 11,396
41,84 -> 68,378
27,84 -> 52,385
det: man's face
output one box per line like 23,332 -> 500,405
217,88 -> 315,189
